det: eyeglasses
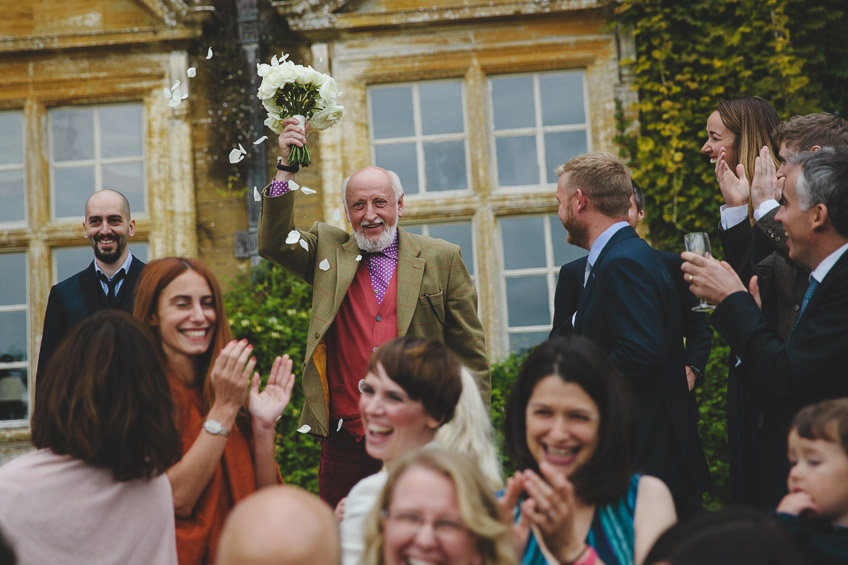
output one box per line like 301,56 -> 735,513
382,509 -> 470,543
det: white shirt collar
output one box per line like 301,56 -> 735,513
94,252 -> 134,280
810,241 -> 848,284
587,222 -> 629,267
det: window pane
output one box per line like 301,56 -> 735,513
491,76 -> 535,130
128,242 -> 148,263
402,225 -> 423,235
0,111 -> 23,165
101,105 -> 143,158
54,165 -> 94,217
54,246 -> 93,283
419,81 -> 463,135
0,169 -> 25,222
0,366 -> 28,421
509,331 -> 549,352
505,276 -> 549,326
428,223 -> 473,276
51,108 -> 94,161
423,141 -> 467,191
0,254 -> 26,305
370,87 -> 415,139
103,162 -> 145,214
375,143 -> 418,195
496,136 -> 539,187
501,216 -> 545,269
0,311 -> 27,362
545,131 -> 588,183
540,72 -> 585,126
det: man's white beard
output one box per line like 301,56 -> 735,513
353,220 -> 398,253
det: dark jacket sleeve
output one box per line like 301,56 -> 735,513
550,258 -> 585,338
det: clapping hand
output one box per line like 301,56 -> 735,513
248,354 -> 296,431
716,147 -> 750,208
751,145 -> 780,209
210,339 -> 256,412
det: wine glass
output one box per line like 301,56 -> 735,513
684,232 -> 716,312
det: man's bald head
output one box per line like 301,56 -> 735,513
217,486 -> 340,565
84,189 -> 131,221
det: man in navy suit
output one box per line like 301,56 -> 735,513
683,146 -> 848,500
36,190 -> 145,392
551,179 -> 712,391
556,152 -> 710,513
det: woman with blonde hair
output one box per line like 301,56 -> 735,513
361,448 -> 516,565
134,257 -> 295,564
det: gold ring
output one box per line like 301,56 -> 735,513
688,274 -> 694,283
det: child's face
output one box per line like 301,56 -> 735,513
787,428 -> 848,526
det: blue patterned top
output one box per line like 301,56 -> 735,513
515,474 -> 640,565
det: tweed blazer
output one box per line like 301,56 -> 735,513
258,190 -> 490,436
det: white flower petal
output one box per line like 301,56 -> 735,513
332,208 -> 341,222
299,239 -> 309,251
253,136 -> 268,145
229,148 -> 245,163
238,143 -> 246,155
301,187 -> 316,195
319,259 -> 330,271
285,230 -> 300,245
253,186 -> 261,202
319,56 -> 325,63
171,80 -> 181,92
181,92 -> 188,100
337,419 -> 343,432
186,67 -> 196,78
289,180 -> 300,191
297,425 -> 311,434
163,87 -> 172,99
355,254 -> 362,262
168,97 -> 182,108
206,47 -> 213,60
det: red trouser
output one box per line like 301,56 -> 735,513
318,430 -> 382,509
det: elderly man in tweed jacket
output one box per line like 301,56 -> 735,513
258,118 -> 489,507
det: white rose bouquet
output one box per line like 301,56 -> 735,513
257,53 -> 345,168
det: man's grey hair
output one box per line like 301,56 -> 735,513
791,146 -> 848,238
341,168 -> 404,212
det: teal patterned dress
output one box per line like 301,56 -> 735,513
514,474 -> 640,565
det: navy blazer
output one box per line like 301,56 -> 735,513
572,226 -> 710,502
551,252 -> 712,375
35,258 -> 146,391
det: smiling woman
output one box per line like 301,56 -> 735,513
502,337 -> 677,565
133,257 -> 297,565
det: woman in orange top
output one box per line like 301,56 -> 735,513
134,257 -> 294,565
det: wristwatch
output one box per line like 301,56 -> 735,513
203,419 -> 230,437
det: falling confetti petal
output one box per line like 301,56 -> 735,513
299,239 -> 309,251
332,208 -> 341,222
271,54 -> 278,66
238,143 -> 246,154
297,425 -> 311,434
301,187 -> 316,195
186,67 -> 196,78
163,87 -> 172,99
253,186 -> 261,202
171,80 -> 181,91
319,259 -> 330,271
181,92 -> 188,100
285,230 -> 300,244
355,255 -> 362,262
288,180 -> 300,191
206,47 -> 213,60
337,419 -> 343,432
319,56 -> 325,63
168,98 -> 182,108
253,135 -> 268,145
229,148 -> 245,163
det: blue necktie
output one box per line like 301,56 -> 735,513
790,276 -> 819,336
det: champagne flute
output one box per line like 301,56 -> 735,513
684,232 -> 716,312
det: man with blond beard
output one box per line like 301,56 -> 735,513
258,118 -> 489,508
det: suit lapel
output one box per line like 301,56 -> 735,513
396,229 -> 425,335
795,247 -> 848,336
79,262 -> 107,312
574,226 -> 638,332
